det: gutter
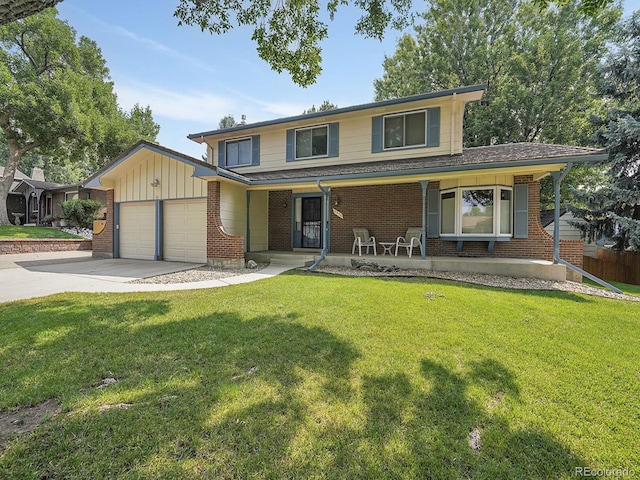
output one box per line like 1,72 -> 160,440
309,180 -> 330,271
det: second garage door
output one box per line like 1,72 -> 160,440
163,200 -> 207,263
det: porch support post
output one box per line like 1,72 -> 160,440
309,181 -> 330,270
420,180 -> 429,260
551,163 -> 572,264
245,190 -> 251,253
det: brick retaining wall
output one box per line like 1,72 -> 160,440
0,239 -> 92,255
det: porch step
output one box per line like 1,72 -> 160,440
269,254 -> 314,267
245,252 -> 315,267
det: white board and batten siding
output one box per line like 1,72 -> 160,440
115,151 -> 207,203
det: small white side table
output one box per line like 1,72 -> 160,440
379,242 -> 395,256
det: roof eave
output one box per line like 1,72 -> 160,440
83,141 -> 220,189
187,84 -> 487,142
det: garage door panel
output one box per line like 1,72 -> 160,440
163,200 -> 207,263
119,202 -> 155,260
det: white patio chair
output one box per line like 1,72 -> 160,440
352,228 -> 377,256
395,227 -> 423,258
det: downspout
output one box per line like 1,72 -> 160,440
309,180 -> 330,270
551,164 -> 622,294
420,180 -> 429,259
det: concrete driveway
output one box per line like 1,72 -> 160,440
0,251 -> 295,304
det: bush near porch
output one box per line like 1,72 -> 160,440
0,273 -> 638,478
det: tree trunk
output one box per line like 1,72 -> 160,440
0,139 -> 24,226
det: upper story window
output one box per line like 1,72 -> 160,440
226,138 -> 252,167
217,135 -> 260,168
286,123 -> 339,162
384,111 -> 426,149
372,107 -> 440,153
440,186 -> 513,237
296,125 -> 328,159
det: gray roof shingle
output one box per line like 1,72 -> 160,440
240,143 -> 605,182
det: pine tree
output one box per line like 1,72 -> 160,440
569,12 -> 640,251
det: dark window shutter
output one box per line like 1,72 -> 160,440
286,129 -> 295,162
251,135 -> 260,166
371,116 -> 383,153
514,184 -> 528,238
427,107 -> 440,147
427,188 -> 440,238
328,123 -> 339,158
217,140 -> 225,168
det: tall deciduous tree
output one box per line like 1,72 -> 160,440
0,10 -> 159,224
173,0 -> 615,87
1,1 -> 615,85
375,0 -> 619,146
374,0 -> 619,208
569,12 -> 640,252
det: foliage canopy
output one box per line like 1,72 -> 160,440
0,9 -> 158,224
569,12 -> 640,251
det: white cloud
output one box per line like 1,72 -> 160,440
114,82 -> 236,124
226,88 -> 306,118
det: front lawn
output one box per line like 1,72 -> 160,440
0,225 -> 83,239
0,273 -> 638,479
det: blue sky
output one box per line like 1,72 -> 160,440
56,0 -> 640,160
56,1 -> 403,160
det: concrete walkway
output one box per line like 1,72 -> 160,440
0,251 -> 299,304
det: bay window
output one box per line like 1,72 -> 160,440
440,186 -> 513,237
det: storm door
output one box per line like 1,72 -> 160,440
293,196 -> 323,248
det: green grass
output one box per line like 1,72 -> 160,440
0,226 -> 83,239
0,272 -> 638,479
584,277 -> 640,297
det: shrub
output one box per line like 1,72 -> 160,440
61,199 -> 104,229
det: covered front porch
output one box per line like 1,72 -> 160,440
245,250 -> 570,282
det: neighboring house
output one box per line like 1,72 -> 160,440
3,166 -> 106,224
84,85 -> 607,279
1,166 -> 29,223
541,209 -> 599,258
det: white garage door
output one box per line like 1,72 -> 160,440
163,200 -> 207,263
119,202 -> 156,260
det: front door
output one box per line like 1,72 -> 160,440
293,196 -> 323,248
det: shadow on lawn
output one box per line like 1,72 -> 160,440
319,358 -> 585,479
0,303 -> 360,478
0,298 -> 587,479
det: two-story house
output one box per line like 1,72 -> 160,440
84,85 -> 606,280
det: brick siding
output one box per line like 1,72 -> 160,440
268,190 -> 293,251
91,189 -> 114,258
267,178 -> 583,266
207,181 -> 245,267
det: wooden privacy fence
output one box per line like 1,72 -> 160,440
583,250 -> 640,285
